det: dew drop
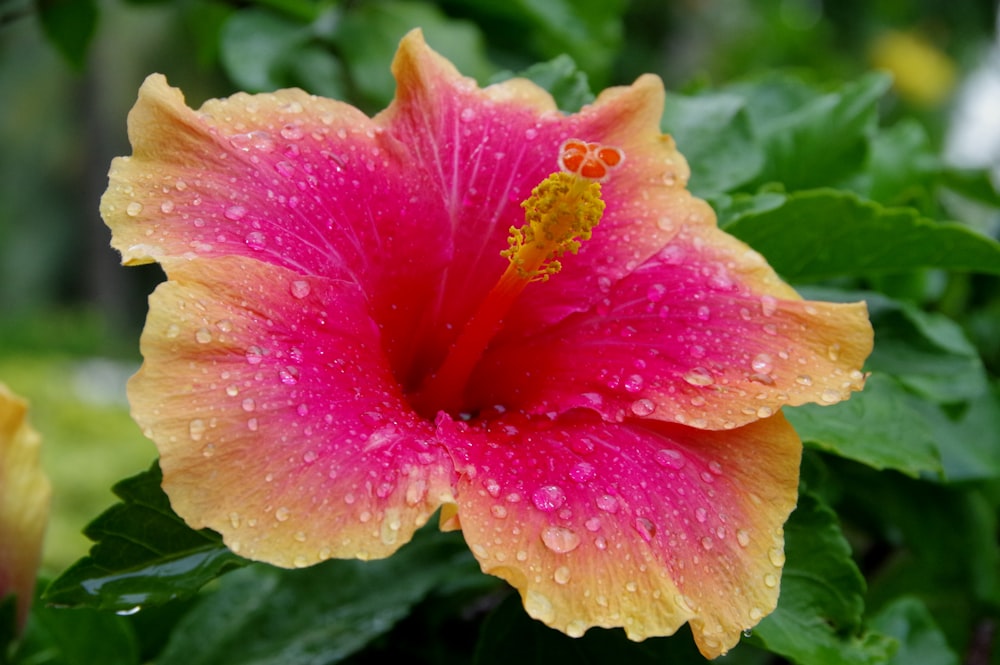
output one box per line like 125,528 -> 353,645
696,305 -> 711,321
241,397 -> 256,412
226,384 -> 239,397
654,448 -> 686,470
247,417 -> 259,431
624,374 -> 644,393
764,573 -> 778,588
827,343 -> 841,361
491,504 -> 508,519
189,418 -> 206,441
569,462 -> 595,482
708,460 -> 723,475
541,525 -> 581,553
280,123 -> 304,140
126,201 -> 143,216
768,547 -> 786,567
194,327 -> 212,344
275,506 -> 290,521
737,530 -> 750,548
279,366 -> 300,385
683,367 -> 714,387
751,353 -> 774,374
633,517 -> 656,542
525,590 -> 554,622
532,485 -> 566,512
757,406 -> 774,418
553,565 -> 572,584
225,205 -> 248,221
160,200 -> 175,214
695,507 -> 707,523
796,374 -> 813,386
630,398 -> 656,416
760,295 -> 778,316
303,450 -> 318,464
245,231 -> 267,250
596,494 -> 619,513
584,516 -> 601,532
166,323 -> 180,339
459,107 -> 475,122
701,536 -> 714,550
749,607 -> 764,621
820,389 -> 840,403
290,280 -> 311,299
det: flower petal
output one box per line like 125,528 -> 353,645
441,409 -> 800,658
474,220 -> 873,428
0,383 -> 50,630
130,256 -> 455,566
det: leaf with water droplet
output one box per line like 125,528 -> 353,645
42,462 -> 248,612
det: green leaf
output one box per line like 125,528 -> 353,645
12,590 -> 139,665
333,1 -> 494,110
864,119 -> 939,211
219,8 -> 309,92
736,73 -> 891,191
496,54 -> 594,113
661,90 -> 765,196
752,493 -> 895,665
722,189 -> 1000,281
42,463 -> 247,612
36,0 -> 98,68
785,373 -> 943,478
868,597 -> 959,665
931,382 -> 1000,481
154,527 -> 477,665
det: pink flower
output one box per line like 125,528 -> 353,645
102,31 -> 872,657
0,383 -> 50,632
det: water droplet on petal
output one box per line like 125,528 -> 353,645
541,525 -> 581,553
821,389 -> 840,403
737,530 -> 750,547
760,295 -> 778,316
624,374 -> 644,393
245,231 -> 266,250
225,205 -> 248,221
749,607 -> 764,621
569,462 -> 595,482
280,123 -> 304,140
126,201 -> 143,216
553,565 -> 572,584
279,366 -> 300,385
246,345 -> 264,364
764,573 -> 778,588
189,418 -> 206,441
654,448 -> 686,470
633,517 -> 656,542
768,547 -> 786,567
194,327 -> 212,344
630,398 -> 656,416
596,494 -> 619,513
683,367 -> 714,386
695,507 -> 707,523
751,353 -> 774,374
701,536 -> 714,550
532,485 -> 566,512
275,506 -> 290,522
290,280 -> 311,299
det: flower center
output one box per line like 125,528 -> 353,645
410,139 -> 623,418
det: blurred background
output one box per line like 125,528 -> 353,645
1,0 -> 998,576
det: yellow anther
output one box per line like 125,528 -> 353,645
502,171 -> 606,281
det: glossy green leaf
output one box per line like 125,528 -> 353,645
12,590 -> 139,665
42,463 -> 247,612
219,8 -> 309,92
36,0 -> 97,68
723,189 -> 1000,281
662,90 -> 765,196
786,373 -> 943,478
752,493 -> 895,665
497,54 -> 594,113
931,382 -> 1000,481
333,1 -> 494,110
869,597 -> 959,665
155,527 -> 477,665
737,73 -> 891,191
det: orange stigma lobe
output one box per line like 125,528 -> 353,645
558,139 -> 625,181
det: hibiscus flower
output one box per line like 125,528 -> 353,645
102,30 -> 872,657
0,383 -> 50,632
